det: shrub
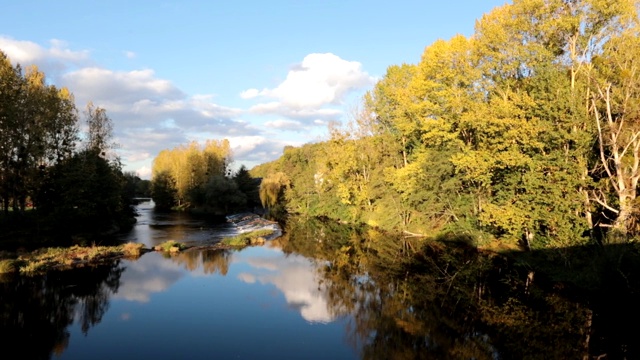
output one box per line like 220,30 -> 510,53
221,229 -> 275,247
154,240 -> 187,253
122,242 -> 145,257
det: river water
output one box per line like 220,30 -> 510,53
2,201 -> 639,359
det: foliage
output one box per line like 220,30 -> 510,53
0,54 -> 136,244
154,240 -> 187,252
12,245 -> 126,275
151,171 -> 177,210
259,171 -> 290,218
37,149 -> 134,235
221,229 -> 275,247
0,54 -> 78,214
253,0 -> 640,248
152,140 -> 231,206
233,165 -> 260,208
150,141 -> 261,215
204,175 -> 246,214
0,259 -> 16,274
122,242 -> 145,257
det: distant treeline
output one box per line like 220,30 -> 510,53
150,141 -> 260,214
0,51 -> 142,245
252,0 -> 640,249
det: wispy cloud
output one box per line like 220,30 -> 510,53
264,119 -> 305,132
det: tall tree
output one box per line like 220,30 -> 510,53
0,54 -> 79,213
84,102 -> 114,157
589,27 -> 640,235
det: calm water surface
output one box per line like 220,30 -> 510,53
2,203 -> 359,360
56,247 -> 355,360
3,202 -> 637,359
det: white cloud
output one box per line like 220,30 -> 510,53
248,102 -> 342,122
124,50 -> 136,59
264,119 -> 304,131
227,136 -> 296,167
136,166 -> 152,179
1,38 -> 375,173
242,53 -> 374,130
62,67 -> 184,107
0,36 -> 91,77
244,53 -> 374,107
240,88 -> 260,99
127,152 -> 151,163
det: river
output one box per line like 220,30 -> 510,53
1,201 -> 639,359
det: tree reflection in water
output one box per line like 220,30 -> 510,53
279,217 -> 593,359
166,248 -> 232,275
0,261 -> 123,360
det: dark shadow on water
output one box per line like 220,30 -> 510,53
0,261 -> 124,360
278,217 -> 640,359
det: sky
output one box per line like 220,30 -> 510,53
0,0 -> 507,178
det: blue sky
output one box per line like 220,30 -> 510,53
0,0 -> 507,178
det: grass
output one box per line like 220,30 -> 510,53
154,240 -> 188,253
0,259 -> 16,274
221,229 -> 275,248
15,245 -> 123,274
0,242 -> 150,275
122,242 -> 145,257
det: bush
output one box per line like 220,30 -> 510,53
154,240 -> 187,253
221,229 -> 275,247
122,242 -> 145,257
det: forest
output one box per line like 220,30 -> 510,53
0,51 -> 145,246
150,141 -> 260,214
251,0 -> 640,250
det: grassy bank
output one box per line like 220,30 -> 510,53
0,240 -> 191,276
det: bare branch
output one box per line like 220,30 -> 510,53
593,97 -> 619,192
590,190 -> 620,214
620,130 -> 640,159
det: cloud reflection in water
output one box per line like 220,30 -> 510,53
235,247 -> 334,323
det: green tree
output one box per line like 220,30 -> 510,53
204,175 -> 246,214
0,53 -> 79,214
151,171 -> 177,210
37,150 -> 130,235
233,165 -> 260,208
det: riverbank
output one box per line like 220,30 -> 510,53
0,229 -> 279,276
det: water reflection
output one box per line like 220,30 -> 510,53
118,200 -> 235,247
277,218 -> 594,359
0,262 -> 123,360
113,253 -> 184,302
236,247 -> 334,323
5,209 -> 634,359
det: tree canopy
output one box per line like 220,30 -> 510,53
0,50 -> 137,244
252,0 -> 640,248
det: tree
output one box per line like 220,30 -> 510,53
37,150 -> 130,234
233,165 -> 260,208
259,172 -> 290,218
84,102 -> 114,157
151,140 -> 232,207
0,53 -> 79,214
589,27 -> 640,236
364,63 -> 418,168
204,175 -> 246,214
151,171 -> 177,210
